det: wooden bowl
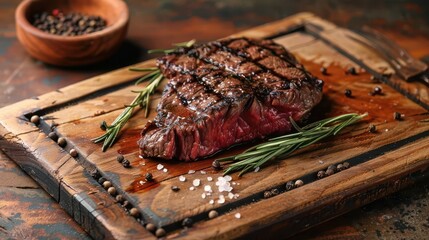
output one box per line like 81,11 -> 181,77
15,0 -> 129,66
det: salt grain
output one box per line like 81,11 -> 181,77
204,185 -> 212,192
188,170 -> 196,174
207,177 -> 213,181
193,179 -> 201,187
201,193 -> 206,199
179,175 -> 186,182
224,175 -> 232,181
217,195 -> 225,204
189,186 -> 195,191
157,164 -> 164,170
200,170 -> 207,174
209,199 -> 214,204
163,168 -> 168,173
228,192 -> 234,199
139,180 -> 145,185
254,167 -> 260,172
234,213 -> 241,219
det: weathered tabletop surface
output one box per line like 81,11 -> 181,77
1,0 -> 429,239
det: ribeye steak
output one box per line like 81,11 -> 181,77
138,37 -> 323,161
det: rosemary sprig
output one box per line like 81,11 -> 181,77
93,39 -> 196,151
218,113 -> 367,176
92,69 -> 164,151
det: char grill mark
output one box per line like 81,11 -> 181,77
140,37 -> 323,161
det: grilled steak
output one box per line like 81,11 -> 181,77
139,37 -> 323,161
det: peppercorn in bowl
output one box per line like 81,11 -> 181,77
15,0 -> 129,66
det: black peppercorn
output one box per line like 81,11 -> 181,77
369,124 -> 377,133
208,210 -> 219,219
285,181 -> 295,191
57,137 -> 67,147
122,159 -> 131,168
346,66 -> 357,75
327,165 -> 336,173
103,181 -> 112,189
107,187 -> 116,196
393,112 -> 402,120
371,86 -> 382,96
295,179 -> 304,188
212,160 -> 222,170
343,162 -> 350,169
182,218 -> 193,227
48,131 -> 58,141
115,194 -> 125,203
99,121 -> 107,131
130,208 -> 140,218
90,169 -> 101,180
116,155 -> 124,163
263,191 -> 273,198
320,67 -> 328,75
98,177 -> 106,184
122,200 -> 130,208
271,188 -> 279,196
171,186 -> 180,192
325,168 -> 335,176
145,172 -> 153,182
337,163 -> 344,171
345,89 -> 352,98
317,170 -> 326,179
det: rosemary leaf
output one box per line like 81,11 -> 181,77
218,113 -> 367,176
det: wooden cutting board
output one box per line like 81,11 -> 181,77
1,12 -> 429,239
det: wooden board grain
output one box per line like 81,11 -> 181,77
1,12 -> 429,239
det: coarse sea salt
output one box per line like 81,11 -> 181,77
209,199 -> 214,204
200,170 -> 207,174
189,186 -> 195,191
254,166 -> 260,172
156,164 -> 164,170
193,179 -> 201,187
201,193 -> 206,199
163,168 -> 168,173
217,195 -> 225,204
179,175 -> 186,182
188,170 -> 196,174
228,192 -> 234,199
235,213 -> 241,219
207,176 -> 213,181
204,185 -> 212,192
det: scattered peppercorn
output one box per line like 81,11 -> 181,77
346,66 -> 357,75
32,10 -> 106,37
122,200 -> 130,208
145,172 -> 153,182
285,181 -> 295,191
393,112 -> 402,121
69,149 -> 78,157
212,160 -> 222,170
327,165 -> 336,173
370,75 -> 380,83
103,181 -> 112,189
182,218 -> 193,227
48,132 -> 58,141
344,89 -> 352,98
336,163 -> 344,171
90,169 -> 101,180
208,210 -> 219,219
371,86 -> 382,96
30,115 -> 40,124
320,67 -> 328,75
57,137 -> 67,147
122,159 -> 131,168
115,194 -> 125,203
107,187 -> 116,196
271,188 -> 279,196
116,154 -> 124,163
325,168 -> 335,176
145,223 -> 156,232
317,170 -> 326,179
343,162 -> 350,169
100,121 -> 107,131
171,185 -> 180,192
294,179 -> 304,188
98,177 -> 106,184
155,228 -> 166,237
263,190 -> 273,199
130,208 -> 140,218
369,124 -> 377,133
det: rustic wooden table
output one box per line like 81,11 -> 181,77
1,1 -> 428,239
